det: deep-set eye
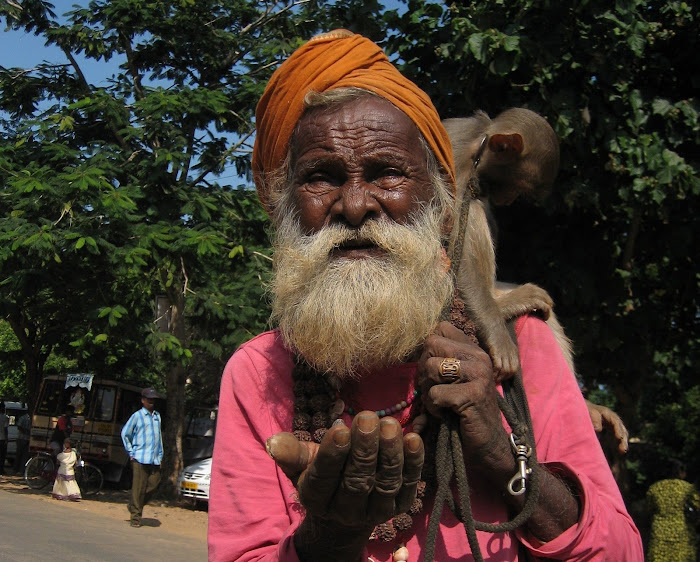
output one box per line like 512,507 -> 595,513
380,167 -> 403,178
369,166 -> 408,189
296,164 -> 343,190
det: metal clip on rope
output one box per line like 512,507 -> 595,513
507,433 -> 532,496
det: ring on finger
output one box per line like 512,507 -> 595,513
438,357 -> 461,381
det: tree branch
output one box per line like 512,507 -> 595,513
621,207 -> 642,271
219,0 -> 310,71
190,129 -> 254,186
58,42 -> 130,150
118,29 -> 146,101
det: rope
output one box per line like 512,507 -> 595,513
425,168 -> 540,560
421,382 -> 540,561
424,420 -> 453,560
449,417 -> 482,559
439,176 -> 476,323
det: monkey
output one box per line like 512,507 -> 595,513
443,108 -> 560,379
442,109 -> 629,454
493,280 -> 572,370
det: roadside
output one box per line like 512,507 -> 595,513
0,470 -> 208,541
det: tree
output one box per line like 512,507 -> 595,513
6,0 -> 695,510
0,0 -> 339,490
0,320 -> 24,400
385,0 -> 699,499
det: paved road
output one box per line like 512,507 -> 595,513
0,489 -> 207,561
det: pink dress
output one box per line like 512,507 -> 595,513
208,316 -> 643,561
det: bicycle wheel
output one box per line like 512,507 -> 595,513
24,455 -> 54,490
77,463 -> 103,496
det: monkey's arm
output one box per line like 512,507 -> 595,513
456,199 -> 520,379
493,282 -> 553,321
586,400 -> 629,454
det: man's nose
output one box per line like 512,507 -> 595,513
330,180 -> 381,226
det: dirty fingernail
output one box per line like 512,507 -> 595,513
265,436 -> 277,459
357,413 -> 376,434
405,434 -> 422,453
333,428 -> 350,446
380,419 -> 399,439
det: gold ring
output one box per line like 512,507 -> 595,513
439,358 -> 461,381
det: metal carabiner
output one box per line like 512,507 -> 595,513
507,433 -> 532,496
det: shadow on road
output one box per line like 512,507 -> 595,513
0,471 -> 204,511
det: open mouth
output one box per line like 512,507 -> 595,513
331,238 -> 385,259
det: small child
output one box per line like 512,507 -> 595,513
51,438 -> 81,501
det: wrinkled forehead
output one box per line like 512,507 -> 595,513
289,94 -> 425,161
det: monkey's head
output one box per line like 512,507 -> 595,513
443,108 -> 560,206
479,108 -> 560,206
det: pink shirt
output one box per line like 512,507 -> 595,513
208,316 -> 643,561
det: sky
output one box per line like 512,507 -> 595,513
0,0 -> 408,84
0,1 -> 123,86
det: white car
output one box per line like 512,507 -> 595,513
177,457 -> 211,502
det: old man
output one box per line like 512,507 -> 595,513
208,30 -> 642,561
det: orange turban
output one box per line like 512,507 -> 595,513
252,29 -> 455,213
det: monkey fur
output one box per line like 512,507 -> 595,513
438,109 -> 629,452
443,108 -> 561,379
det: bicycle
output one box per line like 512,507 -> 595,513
23,451 -> 55,490
24,440 -> 104,496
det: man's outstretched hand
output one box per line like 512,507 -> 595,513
266,413 -> 424,528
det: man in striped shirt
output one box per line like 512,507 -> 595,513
121,387 -> 163,528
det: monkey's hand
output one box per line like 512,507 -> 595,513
494,282 -> 554,321
485,324 -> 521,382
585,399 -> 629,454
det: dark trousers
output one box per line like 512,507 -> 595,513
13,439 -> 29,473
128,460 -> 161,523
0,440 -> 6,473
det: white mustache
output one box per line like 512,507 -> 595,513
300,218 -> 433,263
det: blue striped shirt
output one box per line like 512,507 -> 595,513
121,407 -> 163,465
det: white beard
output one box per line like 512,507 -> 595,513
270,207 -> 453,379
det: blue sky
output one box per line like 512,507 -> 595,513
0,1 -> 408,84
0,1 -> 122,86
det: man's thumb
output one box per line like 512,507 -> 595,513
266,432 -> 313,482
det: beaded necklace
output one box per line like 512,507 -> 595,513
342,389 -> 420,418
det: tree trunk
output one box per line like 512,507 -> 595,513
159,291 -> 187,498
6,311 -> 45,410
24,356 -> 43,412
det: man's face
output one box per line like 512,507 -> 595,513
141,397 -> 155,412
270,96 -> 453,377
290,95 -> 434,241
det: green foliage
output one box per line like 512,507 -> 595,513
643,385 -> 700,476
386,0 -> 699,492
646,479 -> 700,561
0,320 -> 24,400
